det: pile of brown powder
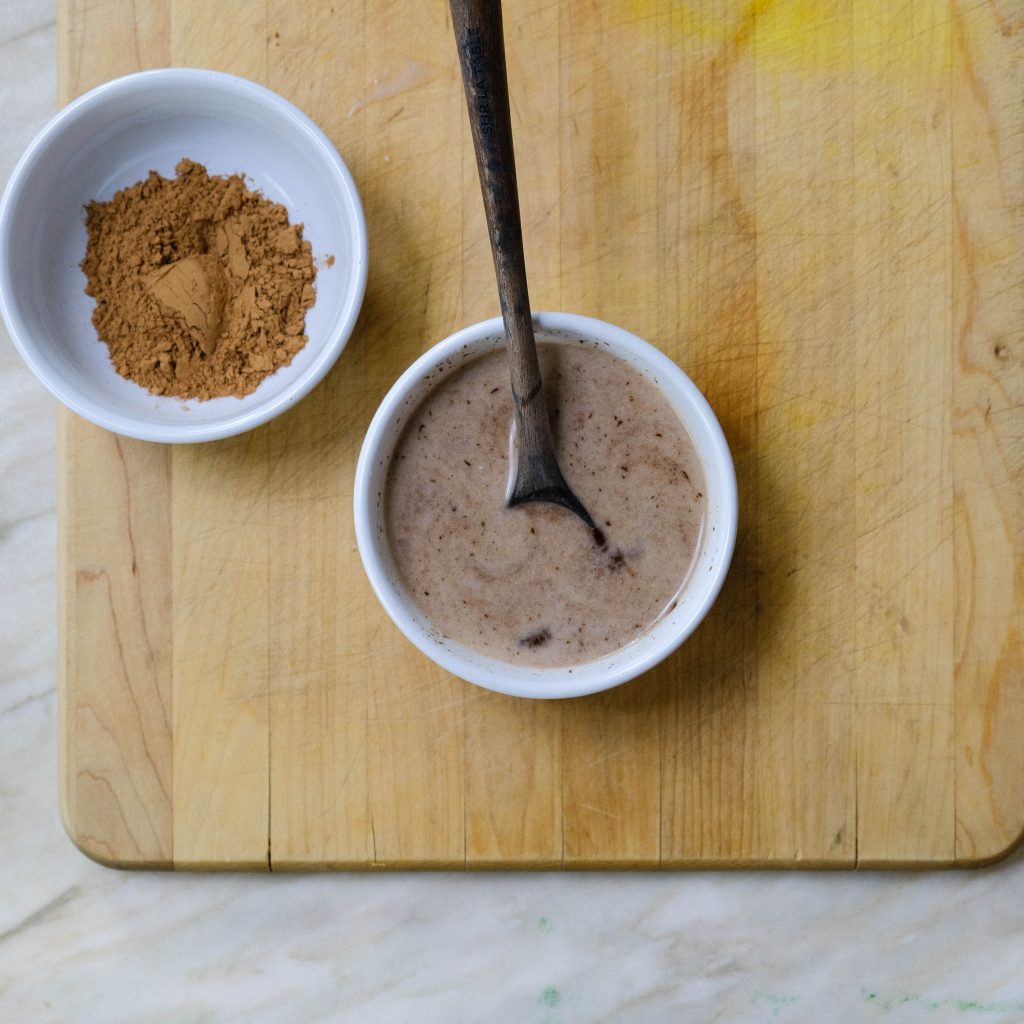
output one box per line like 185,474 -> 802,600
82,159 -> 317,400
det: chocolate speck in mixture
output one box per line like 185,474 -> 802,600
606,549 -> 627,571
519,628 -> 552,649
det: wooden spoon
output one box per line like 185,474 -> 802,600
449,0 -> 604,545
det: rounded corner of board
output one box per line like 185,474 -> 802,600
956,824 -> 1024,871
59,807 -> 172,872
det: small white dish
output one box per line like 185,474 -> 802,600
0,68 -> 367,443
354,312 -> 738,700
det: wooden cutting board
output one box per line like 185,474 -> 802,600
58,0 -> 1023,869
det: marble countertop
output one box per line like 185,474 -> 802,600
2,3 -> 1022,1020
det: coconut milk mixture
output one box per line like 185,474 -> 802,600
385,342 -> 706,667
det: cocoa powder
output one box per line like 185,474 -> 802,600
82,159 -> 317,400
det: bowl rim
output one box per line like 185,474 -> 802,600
353,311 -> 739,700
0,67 -> 368,443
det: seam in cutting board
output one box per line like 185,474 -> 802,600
362,0 -> 375,873
170,444 -> 175,870
561,0 -> 569,872
947,0 -> 956,869
266,500 -> 272,873
655,1 -> 663,871
264,0 -> 272,876
851,24 -> 860,870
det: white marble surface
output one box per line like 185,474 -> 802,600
1,3 -> 1023,1021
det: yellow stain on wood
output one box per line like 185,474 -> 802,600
639,0 -> 951,73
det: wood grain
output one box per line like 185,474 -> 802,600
262,0 -> 371,870
462,0 -> 565,868
950,0 -> 1024,866
558,0 -> 664,869
59,417 -> 173,867
851,0 -> 955,867
166,1 -> 272,870
751,0 -> 857,865
58,0 -> 173,869
658,2 -> 763,866
58,0 -> 1024,870
356,3 -> 469,869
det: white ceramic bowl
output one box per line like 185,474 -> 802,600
0,68 -> 367,443
354,312 -> 738,700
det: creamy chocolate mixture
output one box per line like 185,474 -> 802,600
385,341 -> 706,667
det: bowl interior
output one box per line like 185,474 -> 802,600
1,71 -> 365,440
357,315 -> 737,699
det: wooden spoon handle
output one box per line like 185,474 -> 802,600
449,0 -> 544,426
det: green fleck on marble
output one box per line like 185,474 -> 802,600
538,917 -> 552,933
750,993 -> 799,1019
863,989 -> 1024,1015
540,987 -> 561,1008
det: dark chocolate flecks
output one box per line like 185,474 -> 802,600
518,627 -> 551,649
